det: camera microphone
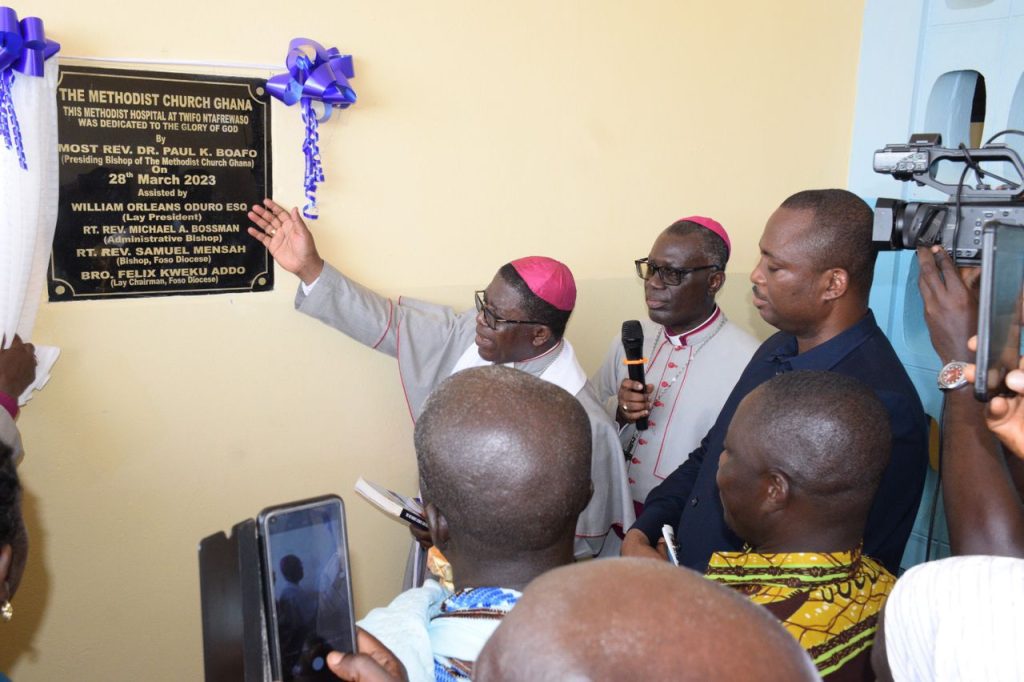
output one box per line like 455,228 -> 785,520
621,320 -> 648,431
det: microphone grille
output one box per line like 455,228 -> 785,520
621,319 -> 643,344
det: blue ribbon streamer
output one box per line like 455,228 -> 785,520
266,38 -> 356,219
0,7 -> 60,170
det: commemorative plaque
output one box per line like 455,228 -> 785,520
50,66 -> 273,300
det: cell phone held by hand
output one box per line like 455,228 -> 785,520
976,222 -> 1024,401
257,495 -> 356,682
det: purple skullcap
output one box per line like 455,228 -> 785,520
678,215 -> 731,256
509,256 -> 577,312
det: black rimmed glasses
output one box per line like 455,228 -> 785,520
474,290 -> 547,330
634,258 -> 721,286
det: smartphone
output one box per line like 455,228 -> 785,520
258,495 -> 356,682
975,222 -> 1024,401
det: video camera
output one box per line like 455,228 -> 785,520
872,132 -> 1024,266
872,132 -> 1024,401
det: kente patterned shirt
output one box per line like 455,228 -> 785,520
705,546 -> 895,681
431,586 -> 521,681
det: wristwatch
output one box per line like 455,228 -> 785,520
937,361 -> 969,391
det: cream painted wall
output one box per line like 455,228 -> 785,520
5,2 -> 864,679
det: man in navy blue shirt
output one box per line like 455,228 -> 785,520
621,189 -> 929,575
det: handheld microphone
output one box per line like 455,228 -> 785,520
621,320 -> 648,431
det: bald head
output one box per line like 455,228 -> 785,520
414,365 -> 592,561
722,370 -> 891,542
475,558 -> 818,682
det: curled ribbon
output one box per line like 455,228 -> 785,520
266,38 -> 356,220
0,7 -> 60,170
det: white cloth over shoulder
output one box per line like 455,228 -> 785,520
358,579 -> 449,682
449,337 -> 587,396
359,581 -> 521,682
883,554 -> 1024,682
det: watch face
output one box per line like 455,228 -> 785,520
940,363 -> 964,384
939,362 -> 967,389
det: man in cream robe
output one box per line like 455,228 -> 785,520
593,217 -> 757,514
249,200 -> 632,558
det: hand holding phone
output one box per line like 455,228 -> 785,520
258,495 -> 356,682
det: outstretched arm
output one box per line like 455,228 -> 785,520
917,246 -> 1024,556
248,198 -> 325,285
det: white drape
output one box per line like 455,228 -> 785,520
0,57 -> 60,402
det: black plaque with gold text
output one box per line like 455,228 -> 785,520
50,66 -> 273,300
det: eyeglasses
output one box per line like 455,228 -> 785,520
634,258 -> 721,286
475,290 -> 547,330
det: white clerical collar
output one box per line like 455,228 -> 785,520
449,338 -> 586,395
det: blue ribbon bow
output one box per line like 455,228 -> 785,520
0,7 -> 60,170
266,38 -> 356,219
